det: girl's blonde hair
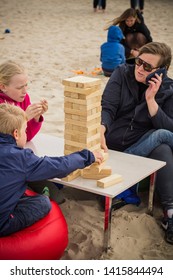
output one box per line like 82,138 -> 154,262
105,8 -> 140,31
0,60 -> 25,86
0,103 -> 27,135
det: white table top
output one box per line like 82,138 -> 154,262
25,133 -> 166,198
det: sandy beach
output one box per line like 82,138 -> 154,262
1,0 -> 173,260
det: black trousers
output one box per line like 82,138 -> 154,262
149,144 -> 173,210
93,0 -> 106,9
130,0 -> 144,10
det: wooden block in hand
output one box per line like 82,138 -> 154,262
97,173 -> 123,188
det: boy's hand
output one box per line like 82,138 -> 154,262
92,151 -> 104,164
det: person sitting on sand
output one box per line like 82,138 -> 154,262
100,25 -> 125,77
105,8 -> 152,60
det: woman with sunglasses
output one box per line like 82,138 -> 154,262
105,8 -> 152,60
101,42 -> 173,244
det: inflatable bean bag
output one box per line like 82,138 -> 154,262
0,190 -> 68,260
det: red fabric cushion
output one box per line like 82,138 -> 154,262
0,190 -> 68,260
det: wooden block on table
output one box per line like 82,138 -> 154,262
61,169 -> 81,182
97,173 -> 123,188
81,166 -> 112,179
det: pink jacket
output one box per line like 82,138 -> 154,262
0,91 -> 43,141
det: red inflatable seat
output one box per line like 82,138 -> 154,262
0,190 -> 68,260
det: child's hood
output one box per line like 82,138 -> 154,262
107,26 -> 124,42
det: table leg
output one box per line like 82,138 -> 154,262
103,196 -> 112,252
148,172 -> 157,216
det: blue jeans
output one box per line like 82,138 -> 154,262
125,129 -> 173,157
0,194 -> 51,237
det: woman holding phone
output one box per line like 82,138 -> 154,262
101,42 -> 173,245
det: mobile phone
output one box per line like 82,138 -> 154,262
146,67 -> 167,85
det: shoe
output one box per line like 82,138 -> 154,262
42,186 -> 50,197
98,196 -> 126,212
161,215 -> 173,244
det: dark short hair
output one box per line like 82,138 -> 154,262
138,42 -> 172,70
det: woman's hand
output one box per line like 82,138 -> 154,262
145,73 -> 162,117
100,125 -> 108,152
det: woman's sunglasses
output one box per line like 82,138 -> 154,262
135,57 -> 159,72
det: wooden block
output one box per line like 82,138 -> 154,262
64,95 -> 101,106
61,169 -> 81,182
64,106 -> 101,117
81,166 -> 112,179
65,115 -> 101,128
64,143 -> 101,155
65,112 -> 101,123
62,75 -> 101,88
97,174 -> 123,188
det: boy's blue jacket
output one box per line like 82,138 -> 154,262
100,26 -> 125,70
0,133 -> 95,229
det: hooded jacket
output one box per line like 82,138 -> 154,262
101,64 -> 173,151
0,91 -> 43,141
0,133 -> 95,230
100,26 -> 125,70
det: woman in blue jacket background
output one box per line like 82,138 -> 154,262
100,26 -> 125,77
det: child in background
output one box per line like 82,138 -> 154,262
0,60 -> 48,141
0,103 -> 103,237
100,26 -> 125,77
105,8 -> 152,60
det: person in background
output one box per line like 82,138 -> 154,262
105,8 -> 152,60
93,0 -> 106,12
0,103 -> 103,237
0,60 -> 48,141
101,42 -> 173,244
100,25 -> 125,77
130,0 -> 145,14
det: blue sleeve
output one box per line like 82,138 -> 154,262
25,149 -> 95,181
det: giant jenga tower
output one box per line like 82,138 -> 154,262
62,75 -> 102,180
62,75 -> 122,187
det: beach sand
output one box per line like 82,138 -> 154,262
1,0 -> 173,260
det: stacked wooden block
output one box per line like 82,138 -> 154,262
63,75 -> 102,154
62,75 -> 123,187
62,75 -> 102,181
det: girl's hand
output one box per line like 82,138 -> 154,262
40,99 -> 48,114
25,103 -> 43,121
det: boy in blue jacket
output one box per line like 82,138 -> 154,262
0,103 -> 103,237
100,25 -> 125,77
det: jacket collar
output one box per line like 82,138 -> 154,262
0,133 -> 16,145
